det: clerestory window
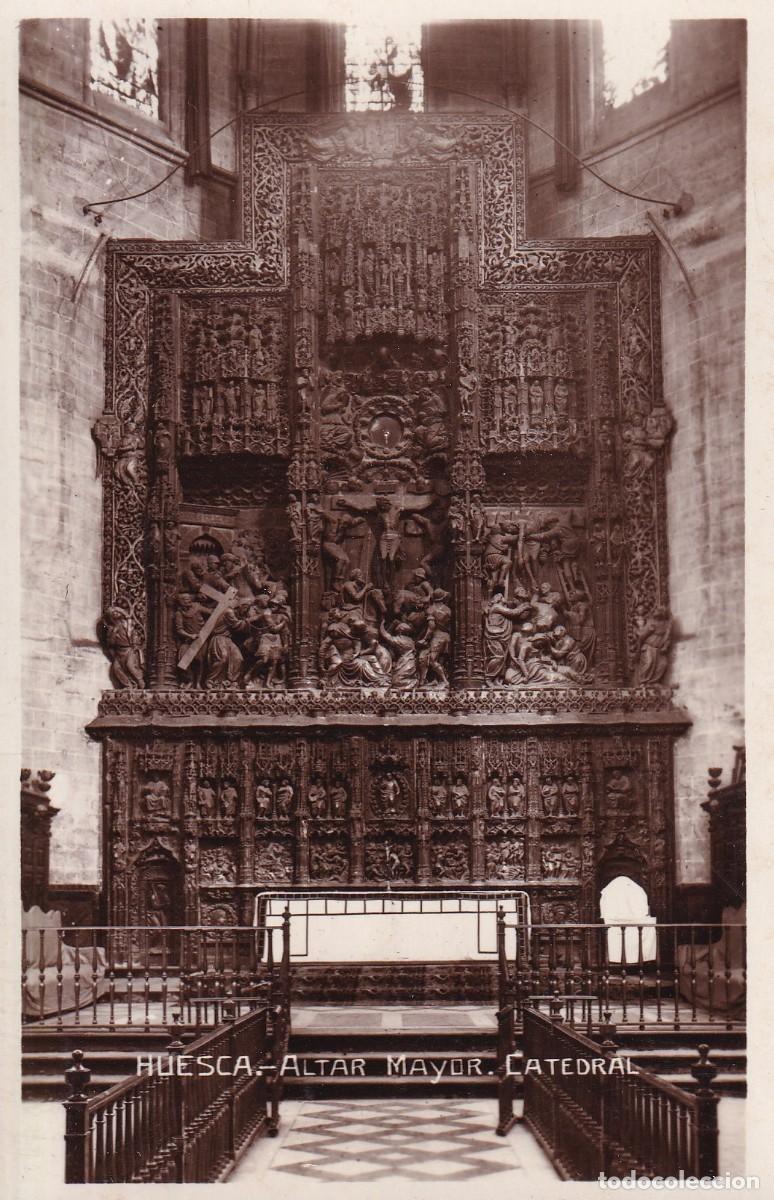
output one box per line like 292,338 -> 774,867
344,24 -> 424,112
601,18 -> 669,109
89,18 -> 160,119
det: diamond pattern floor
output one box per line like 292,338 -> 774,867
229,1098 -> 557,1189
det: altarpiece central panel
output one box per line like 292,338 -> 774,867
90,114 -> 687,989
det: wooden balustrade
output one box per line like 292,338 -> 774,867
512,1008 -> 719,1181
23,920 -> 289,1030
496,913 -> 746,1030
63,915 -> 291,1183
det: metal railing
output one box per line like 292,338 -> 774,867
22,918 -> 290,1030
256,887 -> 530,958
497,915 -> 746,1029
62,999 -> 288,1183
513,1007 -> 719,1180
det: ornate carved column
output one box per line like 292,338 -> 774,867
237,743 -> 255,923
146,294 -> 180,689
415,738 -> 431,884
182,744 -> 200,925
288,162 -> 322,688
349,737 -> 365,885
295,738 -> 311,883
525,737 -> 542,882
450,162 -> 486,688
470,736 -> 486,882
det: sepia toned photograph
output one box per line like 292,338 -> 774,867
15,9 -> 751,1193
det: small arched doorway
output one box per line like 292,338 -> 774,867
600,875 -> 657,963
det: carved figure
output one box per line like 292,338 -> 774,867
560,775 -> 581,816
220,781 -> 238,819
329,781 -> 348,818
606,768 -> 634,811
634,605 -> 672,685
484,588 -> 532,685
275,779 -> 295,817
506,775 -> 526,817
380,620 -> 419,689
141,778 -> 170,816
98,607 -> 145,689
197,778 -> 217,817
417,590 -> 451,688
308,779 -> 328,818
174,593 -> 208,687
450,775 -> 469,816
430,777 -> 449,817
483,518 -> 520,590
541,777 -> 560,817
254,780 -> 273,818
377,772 -> 402,816
487,774 -> 506,816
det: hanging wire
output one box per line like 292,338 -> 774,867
83,87 -> 311,222
82,80 -> 684,225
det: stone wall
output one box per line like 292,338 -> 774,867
526,19 -> 746,883
20,18 -> 238,884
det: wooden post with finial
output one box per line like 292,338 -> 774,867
167,1012 -> 186,1182
691,1044 -> 719,1178
63,1049 -> 91,1183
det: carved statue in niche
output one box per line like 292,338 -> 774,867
450,774 -> 469,817
146,880 -> 172,927
97,607 -> 145,688
197,778 -> 217,817
606,768 -> 637,813
560,775 -> 580,816
376,772 -> 402,817
506,774 -> 526,817
220,780 -> 238,819
633,605 -> 672,684
541,776 -> 561,817
255,779 -> 273,818
276,778 -> 295,818
487,772 -> 506,817
140,778 -> 170,817
329,780 -> 348,818
308,777 -> 328,818
430,775 -> 449,817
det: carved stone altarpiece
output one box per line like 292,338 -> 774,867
89,115 -> 687,968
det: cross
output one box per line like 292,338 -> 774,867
178,583 -> 240,672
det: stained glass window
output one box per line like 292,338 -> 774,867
89,19 -> 160,119
345,24 -> 424,112
602,19 -> 669,108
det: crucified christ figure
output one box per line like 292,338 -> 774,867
337,491 -> 434,586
